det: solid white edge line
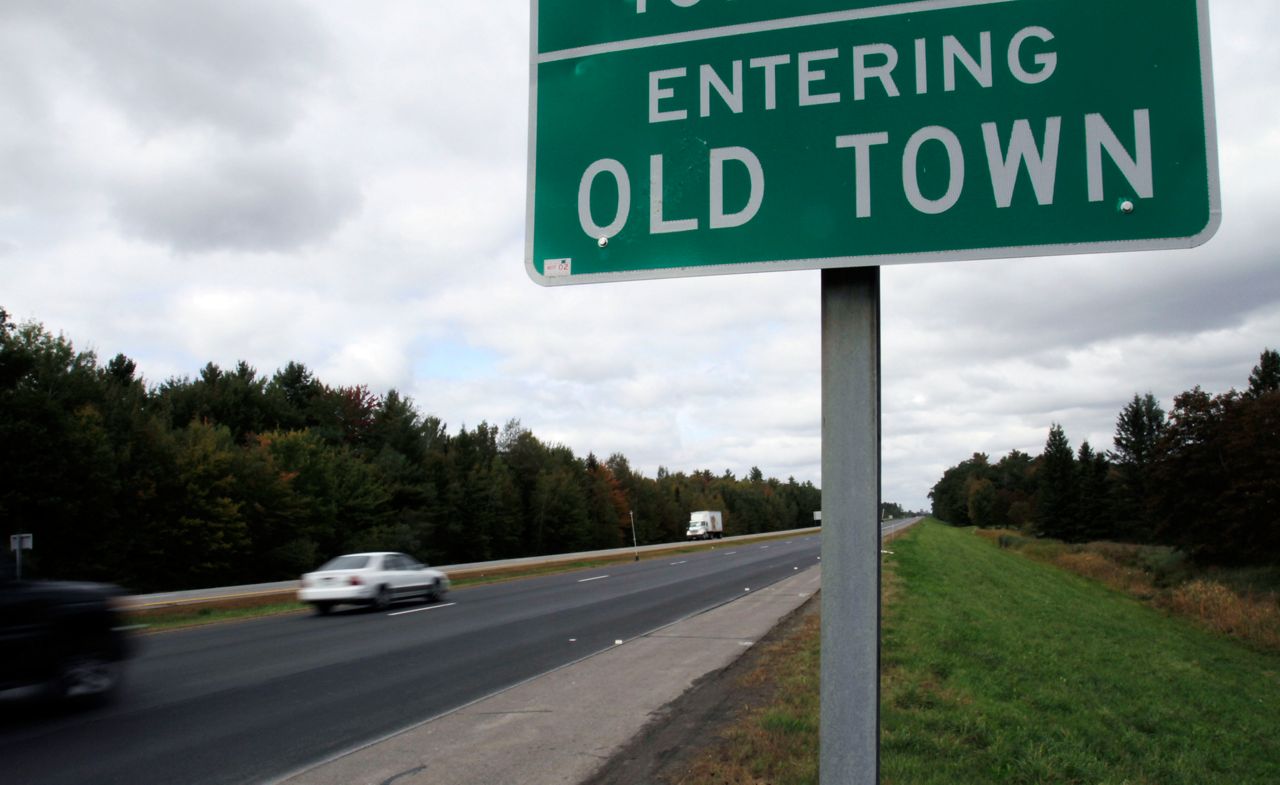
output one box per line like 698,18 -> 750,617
388,602 -> 456,617
577,575 -> 610,583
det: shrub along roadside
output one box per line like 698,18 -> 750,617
674,519 -> 1280,785
978,529 -> 1280,653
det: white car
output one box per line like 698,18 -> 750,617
299,552 -> 450,615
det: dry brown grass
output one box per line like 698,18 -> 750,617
673,608 -> 822,785
1052,550 -> 1158,598
1164,580 -> 1280,651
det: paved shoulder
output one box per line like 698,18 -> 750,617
272,566 -> 821,785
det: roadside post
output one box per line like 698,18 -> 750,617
11,533 -> 33,579
527,1 -> 1217,781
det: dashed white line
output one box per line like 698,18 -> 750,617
388,602 -> 456,617
577,575 -> 610,583
670,560 -> 687,566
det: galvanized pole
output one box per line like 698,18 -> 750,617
820,265 -> 881,784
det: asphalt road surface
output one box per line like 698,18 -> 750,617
1,533 -> 826,785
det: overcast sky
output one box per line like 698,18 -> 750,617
1,2 -> 1276,511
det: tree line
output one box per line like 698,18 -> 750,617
0,309 -> 821,591
929,349 -> 1280,564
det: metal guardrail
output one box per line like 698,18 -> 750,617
124,526 -> 826,610
125,518 -> 925,611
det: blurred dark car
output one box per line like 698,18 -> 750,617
0,574 -> 135,703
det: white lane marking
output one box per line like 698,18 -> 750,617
670,560 -> 687,565
578,575 -> 610,583
759,545 -> 770,549
725,551 -> 738,555
389,602 -> 456,617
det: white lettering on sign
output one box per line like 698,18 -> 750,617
647,26 -> 1059,122
578,147 -> 768,239
710,146 -> 764,229
983,117 -> 1061,207
835,132 -> 890,218
749,54 -> 790,110
853,44 -> 900,101
832,109 -> 1153,217
903,126 -> 965,214
798,49 -> 840,106
1009,26 -> 1057,84
942,32 -> 992,91
700,61 -> 743,117
650,68 -> 688,123
577,20 -> 1157,244
651,154 -> 699,233
1086,109 -> 1152,202
578,159 -> 631,239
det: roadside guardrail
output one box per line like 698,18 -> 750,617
124,526 -> 825,611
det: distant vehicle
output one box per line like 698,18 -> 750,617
0,576 -> 135,703
685,510 -> 724,541
299,552 -> 449,615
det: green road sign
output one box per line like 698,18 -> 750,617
526,0 -> 1219,285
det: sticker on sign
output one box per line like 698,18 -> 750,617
526,0 -> 1218,285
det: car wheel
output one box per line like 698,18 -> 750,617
372,586 -> 391,611
312,602 -> 333,616
52,656 -> 121,703
429,578 -> 446,603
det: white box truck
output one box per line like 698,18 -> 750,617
685,510 -> 724,541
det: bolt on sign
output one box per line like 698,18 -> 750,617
525,0 -> 1219,285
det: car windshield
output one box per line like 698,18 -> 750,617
317,555 -> 370,571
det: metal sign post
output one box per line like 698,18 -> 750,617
528,3 -> 1218,782
10,533 -> 33,579
820,267 -> 881,783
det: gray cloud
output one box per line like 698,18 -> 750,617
112,149 -> 361,253
0,1 -> 1277,515
5,0 -> 330,141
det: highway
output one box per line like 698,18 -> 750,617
1,533 -> 824,785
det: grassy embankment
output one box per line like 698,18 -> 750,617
976,529 -> 1280,654
127,530 -> 814,631
677,520 -> 1280,785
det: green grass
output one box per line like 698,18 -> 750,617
677,520 -> 1280,785
131,601 -> 310,631
881,521 -> 1280,784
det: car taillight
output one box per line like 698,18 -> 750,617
349,576 -> 363,586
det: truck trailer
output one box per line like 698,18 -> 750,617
685,510 -> 724,540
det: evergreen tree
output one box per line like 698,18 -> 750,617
1076,441 -> 1113,541
1110,393 -> 1166,541
1247,348 -> 1280,398
1036,424 -> 1079,540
